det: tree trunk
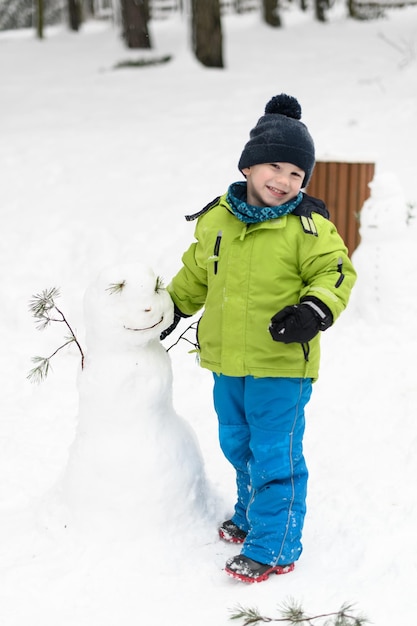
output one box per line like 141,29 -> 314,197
36,0 -> 44,39
347,0 -> 360,17
314,0 -> 328,21
262,0 -> 281,27
191,0 -> 223,68
68,0 -> 82,31
86,0 -> 95,18
120,0 -> 152,49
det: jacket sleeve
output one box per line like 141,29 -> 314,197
167,240 -> 208,316
298,216 -> 357,324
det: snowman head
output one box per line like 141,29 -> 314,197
84,263 -> 174,351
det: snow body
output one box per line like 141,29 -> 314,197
350,173 -> 417,324
63,263 -> 209,538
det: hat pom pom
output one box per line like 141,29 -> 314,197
265,94 -> 302,120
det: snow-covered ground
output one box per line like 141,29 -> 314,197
1,5 -> 416,625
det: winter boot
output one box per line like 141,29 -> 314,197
225,555 -> 294,583
218,519 -> 247,544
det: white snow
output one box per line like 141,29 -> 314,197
1,5 -> 416,625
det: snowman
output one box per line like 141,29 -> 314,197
350,172 -> 417,324
62,263 -> 210,540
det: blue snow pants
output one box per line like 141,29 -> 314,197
213,374 -> 312,566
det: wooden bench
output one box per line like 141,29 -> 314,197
306,160 -> 375,254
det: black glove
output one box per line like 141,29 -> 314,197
269,296 -> 333,344
160,305 -> 189,341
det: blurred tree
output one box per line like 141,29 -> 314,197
86,0 -> 95,16
262,0 -> 281,26
191,0 -> 223,67
36,0 -> 44,38
68,0 -> 82,30
120,0 -> 152,48
314,0 -> 330,21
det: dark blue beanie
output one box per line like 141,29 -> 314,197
238,94 -> 315,188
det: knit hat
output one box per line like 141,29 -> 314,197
238,94 -> 315,187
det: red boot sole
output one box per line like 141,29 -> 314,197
225,562 -> 294,583
218,529 -> 246,544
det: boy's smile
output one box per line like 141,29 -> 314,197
242,162 -> 305,207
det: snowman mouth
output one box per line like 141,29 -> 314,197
123,315 -> 164,332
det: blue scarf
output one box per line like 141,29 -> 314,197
227,181 -> 303,224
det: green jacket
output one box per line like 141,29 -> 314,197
168,192 -> 356,380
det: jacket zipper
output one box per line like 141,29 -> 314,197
213,230 -> 222,275
335,257 -> 345,288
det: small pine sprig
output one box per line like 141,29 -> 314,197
27,356 -> 51,384
229,600 -> 368,626
155,275 -> 165,293
27,287 -> 84,382
230,606 -> 267,626
105,276 -> 165,296
106,281 -> 126,295
29,287 -> 62,329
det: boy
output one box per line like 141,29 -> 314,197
164,94 -> 356,583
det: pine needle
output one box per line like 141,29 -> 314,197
230,605 -> 270,625
155,275 -> 165,293
29,287 -> 61,329
229,600 -> 369,626
27,356 -> 51,384
28,287 -> 84,381
106,281 -> 126,295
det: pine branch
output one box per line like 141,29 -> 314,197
166,320 -> 200,353
229,600 -> 369,626
28,287 -> 84,382
54,305 -> 85,370
230,606 -> 272,625
27,356 -> 51,384
29,287 -> 62,329
27,338 -> 75,383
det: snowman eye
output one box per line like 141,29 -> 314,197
155,276 -> 165,293
106,281 -> 126,295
